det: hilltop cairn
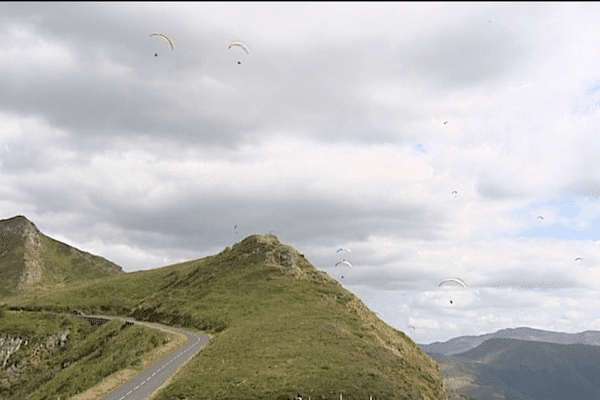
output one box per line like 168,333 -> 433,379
0,216 -> 44,289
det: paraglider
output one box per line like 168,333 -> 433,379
451,190 -> 458,198
444,121 -> 450,126
229,41 -> 249,64
150,33 -> 174,56
335,260 -> 353,268
438,278 -> 467,289
439,278 -> 467,305
336,247 -> 351,253
537,215 -> 544,222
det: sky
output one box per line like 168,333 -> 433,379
2,2 -> 600,344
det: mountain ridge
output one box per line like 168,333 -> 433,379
0,215 -> 123,296
434,338 -> 600,400
420,330 -> 600,400
418,326 -> 600,356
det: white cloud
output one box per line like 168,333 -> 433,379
2,2 -> 600,343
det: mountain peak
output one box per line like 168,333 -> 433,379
0,215 -> 40,238
0,215 -> 123,295
229,233 -> 331,283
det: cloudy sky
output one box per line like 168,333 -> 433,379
3,2 -> 600,343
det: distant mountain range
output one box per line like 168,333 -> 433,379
0,215 -> 123,296
419,328 -> 600,400
419,326 -> 600,356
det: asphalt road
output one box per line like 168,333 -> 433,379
80,314 -> 210,400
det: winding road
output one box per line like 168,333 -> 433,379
81,314 -> 210,400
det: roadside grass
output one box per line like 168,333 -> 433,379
0,310 -> 91,338
28,319 -> 167,400
0,312 -> 166,400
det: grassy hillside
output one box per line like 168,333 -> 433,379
0,310 -> 166,400
0,234 -> 25,296
37,234 -> 124,286
0,215 -> 123,296
7,234 -> 447,399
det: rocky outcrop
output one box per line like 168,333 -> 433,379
0,330 -> 70,386
0,215 -> 44,290
0,215 -> 124,294
0,335 -> 23,369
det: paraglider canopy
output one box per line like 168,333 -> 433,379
335,260 -> 352,268
150,33 -> 175,50
229,41 -> 249,54
438,278 -> 467,289
229,41 -> 249,64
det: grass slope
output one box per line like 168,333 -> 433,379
0,215 -> 123,296
0,235 -> 25,297
7,234 -> 446,400
37,234 -> 123,286
0,311 -> 166,400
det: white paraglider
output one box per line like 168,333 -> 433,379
150,33 -> 174,50
229,41 -> 249,64
438,278 -> 468,288
335,260 -> 353,268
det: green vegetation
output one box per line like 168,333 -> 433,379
37,235 -> 123,287
0,312 -> 165,400
0,217 -> 123,297
0,234 -> 25,297
5,234 -> 447,399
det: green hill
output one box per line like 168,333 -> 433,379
0,309 -> 167,400
6,234 -> 447,399
0,215 -> 123,296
